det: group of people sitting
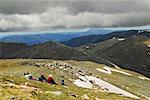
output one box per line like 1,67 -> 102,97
24,73 -> 64,85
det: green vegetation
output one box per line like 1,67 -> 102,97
0,59 -> 149,100
78,36 -> 150,77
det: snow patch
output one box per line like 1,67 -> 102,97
73,76 -> 92,89
45,91 -> 62,95
97,66 -> 132,76
83,52 -> 88,55
118,38 -> 125,41
96,68 -> 112,74
105,60 -> 121,69
73,76 -> 139,99
86,76 -> 139,99
138,76 -> 150,81
147,45 -> 150,47
104,67 -> 132,76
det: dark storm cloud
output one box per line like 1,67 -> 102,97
0,0 -> 150,30
1,0 -> 150,14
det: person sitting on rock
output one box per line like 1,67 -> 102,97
24,73 -> 28,80
39,77 -> 43,82
47,74 -> 57,85
24,73 -> 33,80
41,75 -> 47,82
38,75 -> 47,82
61,80 -> 65,85
28,73 -> 33,80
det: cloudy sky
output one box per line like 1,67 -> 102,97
0,0 -> 150,31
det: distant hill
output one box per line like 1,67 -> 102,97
62,30 -> 150,47
0,33 -> 79,45
0,41 -> 91,61
0,29 -> 113,45
78,36 -> 150,77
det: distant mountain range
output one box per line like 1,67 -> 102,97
62,30 -> 150,47
0,28 -> 113,45
1,27 -> 150,46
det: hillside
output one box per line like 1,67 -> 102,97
78,36 -> 150,77
62,30 -> 150,47
0,42 -> 29,58
1,36 -> 150,77
0,41 -> 91,61
0,59 -> 150,99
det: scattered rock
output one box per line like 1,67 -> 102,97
7,83 -> 20,88
25,82 -> 29,86
68,92 -> 78,98
46,91 -> 62,96
70,94 -> 77,98
63,86 -> 68,88
39,91 -> 44,94
10,75 -> 13,77
82,94 -> 90,100
89,73 -> 92,76
20,85 -> 41,91
11,96 -> 16,100
95,97 -> 100,100
30,90 -> 38,96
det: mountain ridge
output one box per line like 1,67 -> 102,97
77,36 -> 150,77
0,41 -> 91,61
62,30 -> 150,47
0,29 -> 113,45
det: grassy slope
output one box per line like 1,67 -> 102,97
77,36 -> 150,77
67,60 -> 150,97
0,59 -> 150,100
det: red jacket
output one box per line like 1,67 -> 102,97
47,77 -> 54,83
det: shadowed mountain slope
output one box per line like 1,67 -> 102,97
0,41 -> 91,61
78,36 -> 150,77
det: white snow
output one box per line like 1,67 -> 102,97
147,45 -> 150,47
118,38 -> 125,41
104,67 -> 132,76
84,52 -> 88,55
148,52 -> 150,56
96,68 -> 112,74
105,60 -> 121,69
86,46 -> 90,49
73,76 -> 92,89
138,76 -> 150,80
46,91 -> 62,96
87,76 -> 139,99
73,76 -> 139,99
96,66 -> 132,76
